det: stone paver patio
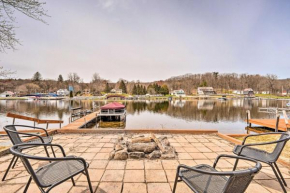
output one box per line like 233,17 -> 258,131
0,133 -> 289,193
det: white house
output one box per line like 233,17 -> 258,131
57,89 -> 69,96
261,91 -> 270,94
0,91 -> 15,97
110,89 -> 123,94
171,89 -> 186,97
197,87 -> 216,95
232,90 -> 243,94
243,88 -> 254,97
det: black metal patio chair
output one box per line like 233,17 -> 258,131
233,132 -> 290,193
10,143 -> 93,193
173,154 -> 262,193
2,125 -> 55,181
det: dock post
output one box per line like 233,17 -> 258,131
84,118 -> 87,128
283,110 -> 289,126
246,110 -> 251,127
275,115 -> 280,132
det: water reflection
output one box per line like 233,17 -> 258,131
0,99 -> 289,133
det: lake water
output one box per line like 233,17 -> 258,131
0,99 -> 289,134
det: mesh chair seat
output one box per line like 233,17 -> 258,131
180,164 -> 228,193
35,156 -> 87,187
26,136 -> 53,144
233,145 -> 273,163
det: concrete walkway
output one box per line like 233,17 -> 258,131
0,133 -> 289,193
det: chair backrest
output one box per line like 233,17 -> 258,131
223,166 -> 261,193
271,132 -> 290,161
3,125 -> 23,145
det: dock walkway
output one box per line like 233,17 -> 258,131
246,119 -> 289,132
61,111 -> 98,129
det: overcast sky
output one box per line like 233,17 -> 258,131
1,0 -> 290,82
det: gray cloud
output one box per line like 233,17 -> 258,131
1,0 -> 290,82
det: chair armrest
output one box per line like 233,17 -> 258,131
213,154 -> 262,172
32,127 -> 49,136
242,132 -> 284,145
11,143 -> 67,157
177,164 -> 236,176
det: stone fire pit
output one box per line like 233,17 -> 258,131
109,134 -> 177,160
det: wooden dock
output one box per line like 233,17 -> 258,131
246,119 -> 289,132
61,111 -> 98,129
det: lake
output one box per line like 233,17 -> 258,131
0,99 -> 289,134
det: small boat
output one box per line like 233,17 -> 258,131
27,96 -> 38,101
218,97 -> 227,101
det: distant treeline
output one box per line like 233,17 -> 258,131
0,71 -> 289,95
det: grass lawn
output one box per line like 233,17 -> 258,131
255,94 -> 290,99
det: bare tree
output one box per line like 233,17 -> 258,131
266,74 -> 278,94
91,73 -> 100,83
67,72 -> 80,83
0,0 -> 48,52
0,66 -> 15,77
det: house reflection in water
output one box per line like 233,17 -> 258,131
197,100 -> 215,110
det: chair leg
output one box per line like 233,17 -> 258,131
50,146 -> 56,158
85,170 -> 94,193
12,156 -> 19,169
23,176 -> 32,193
71,177 -> 76,186
233,158 -> 239,171
270,163 -> 287,193
2,155 -> 16,181
172,171 -> 180,193
274,162 -> 287,186
44,146 -> 50,157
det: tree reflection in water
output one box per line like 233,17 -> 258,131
0,99 -> 287,131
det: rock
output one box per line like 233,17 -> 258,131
164,146 -> 176,154
127,142 -> 156,153
159,137 -> 170,146
132,137 -> 152,143
118,135 -> 123,141
128,152 -> 145,159
161,153 -> 175,159
115,143 -> 124,151
147,150 -> 161,159
132,134 -> 144,138
114,149 -> 128,160
109,151 -> 115,160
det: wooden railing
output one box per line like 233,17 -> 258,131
6,112 -> 63,129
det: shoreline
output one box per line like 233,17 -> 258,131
1,95 -> 290,101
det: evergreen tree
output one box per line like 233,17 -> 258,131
137,84 -> 141,95
132,85 -> 137,95
104,82 -> 110,93
58,74 -> 63,82
143,85 -> 147,94
32,72 -> 42,81
119,80 -> 127,93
